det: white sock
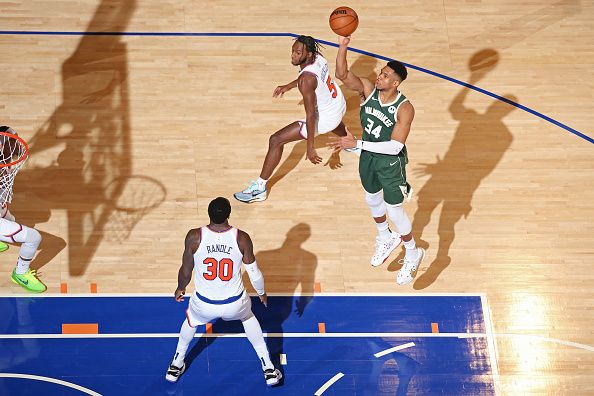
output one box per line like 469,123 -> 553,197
172,319 -> 198,367
15,257 -> 32,275
242,316 -> 274,370
403,238 -> 418,261
375,221 -> 391,241
257,177 -> 267,190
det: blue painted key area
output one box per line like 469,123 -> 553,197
0,295 -> 495,395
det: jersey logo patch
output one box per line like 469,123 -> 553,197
388,105 -> 396,114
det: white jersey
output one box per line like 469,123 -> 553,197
193,226 -> 245,302
299,54 -> 346,116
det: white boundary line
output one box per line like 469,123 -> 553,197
314,372 -> 344,396
480,294 -> 500,396
0,373 -> 102,396
374,342 -> 415,358
0,332 -> 489,339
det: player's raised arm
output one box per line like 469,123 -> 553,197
238,229 -> 267,306
335,36 -> 374,99
175,228 -> 200,301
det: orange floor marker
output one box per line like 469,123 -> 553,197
90,283 -> 98,293
318,322 -> 326,333
62,323 -> 98,334
431,322 -> 439,333
314,282 -> 321,293
60,283 -> 68,294
205,323 -> 213,334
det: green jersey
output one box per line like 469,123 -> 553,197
360,89 -> 408,159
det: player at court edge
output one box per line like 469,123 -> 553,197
328,36 -> 426,285
234,35 -> 354,203
0,125 -> 45,293
166,197 -> 282,386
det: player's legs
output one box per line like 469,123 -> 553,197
167,295 -> 218,382
0,203 -> 14,252
222,293 -> 281,386
1,219 -> 45,293
377,157 -> 425,284
234,122 -> 304,203
360,152 -> 402,266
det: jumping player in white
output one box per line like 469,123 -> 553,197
234,35 -> 350,203
166,197 -> 282,386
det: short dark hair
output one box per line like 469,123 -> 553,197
295,35 -> 323,57
0,126 -> 10,132
208,197 -> 231,224
387,60 -> 407,81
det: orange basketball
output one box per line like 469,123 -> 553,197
329,6 -> 359,37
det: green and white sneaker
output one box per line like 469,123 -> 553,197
11,269 -> 47,293
0,241 -> 8,252
234,181 -> 267,203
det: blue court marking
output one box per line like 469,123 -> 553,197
0,336 -> 494,395
0,295 -> 485,335
1,29 -> 591,145
0,295 -> 495,395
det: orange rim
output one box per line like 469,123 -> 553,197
0,131 -> 29,168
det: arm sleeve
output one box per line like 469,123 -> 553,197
356,139 -> 404,155
243,260 -> 265,296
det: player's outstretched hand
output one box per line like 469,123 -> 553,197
273,84 -> 293,98
338,35 -> 351,46
307,148 -> 323,164
327,128 -> 356,151
259,293 -> 268,307
174,288 -> 185,302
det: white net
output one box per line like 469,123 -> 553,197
0,129 -> 29,205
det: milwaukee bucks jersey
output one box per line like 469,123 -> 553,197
360,89 -> 409,159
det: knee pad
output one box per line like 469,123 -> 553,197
386,203 -> 412,236
365,190 -> 386,218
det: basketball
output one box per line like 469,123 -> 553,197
329,7 -> 359,37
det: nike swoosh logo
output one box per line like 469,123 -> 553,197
20,278 -> 28,285
371,97 -> 378,101
389,161 -> 398,166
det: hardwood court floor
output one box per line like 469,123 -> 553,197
1,1 -> 593,394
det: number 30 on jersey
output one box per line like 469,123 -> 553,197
203,258 -> 233,281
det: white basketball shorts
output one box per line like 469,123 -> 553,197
185,290 -> 253,328
298,102 -> 346,138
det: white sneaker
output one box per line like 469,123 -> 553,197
371,232 -> 402,267
165,362 -> 186,382
396,248 -> 426,285
234,181 -> 267,203
264,368 -> 282,386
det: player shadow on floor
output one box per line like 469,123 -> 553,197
14,0 -> 139,276
266,55 -> 378,194
184,223 -> 317,386
388,49 -> 516,288
360,338 -> 421,396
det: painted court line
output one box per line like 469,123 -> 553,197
0,373 -> 102,396
374,342 -> 415,358
314,372 -> 344,396
480,294 -> 501,396
0,332 -> 490,339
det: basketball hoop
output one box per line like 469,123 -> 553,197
0,131 -> 29,205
